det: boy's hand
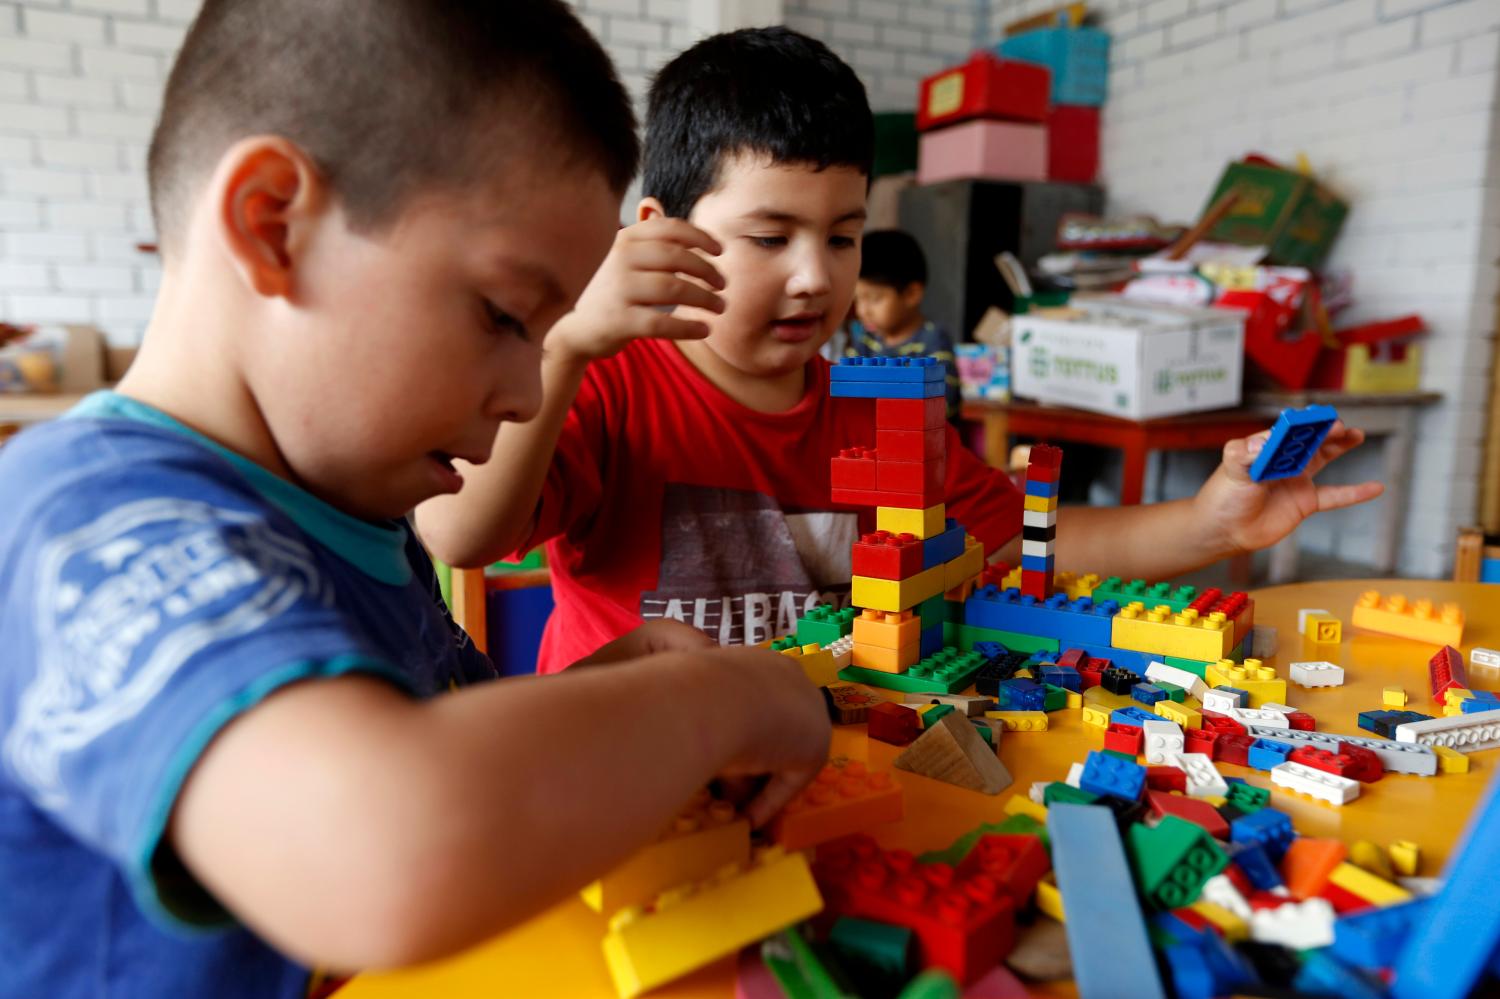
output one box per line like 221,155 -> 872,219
571,619 -> 715,668
547,217 -> 725,365
1196,420 -> 1384,555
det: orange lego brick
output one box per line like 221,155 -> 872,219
1281,837 -> 1348,900
851,639 -> 920,673
769,758 -> 904,850
1350,590 -> 1464,647
852,608 -> 921,650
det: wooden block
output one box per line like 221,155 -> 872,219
894,711 -> 1013,794
823,683 -> 883,724
904,692 -> 993,716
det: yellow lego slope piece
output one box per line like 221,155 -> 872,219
602,847 -> 823,998
876,503 -> 945,539
582,791 -> 750,916
1112,602 -> 1234,662
1351,590 -> 1464,647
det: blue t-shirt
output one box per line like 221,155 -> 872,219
0,392 -> 496,999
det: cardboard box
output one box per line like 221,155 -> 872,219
917,120 -> 1047,186
997,27 -> 1110,107
1203,159 -> 1349,270
1011,295 -> 1245,419
917,53 -> 1050,132
1047,104 -> 1099,183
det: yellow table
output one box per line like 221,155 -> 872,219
343,579 -> 1498,998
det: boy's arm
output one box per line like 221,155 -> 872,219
415,218 -> 725,567
170,645 -> 827,972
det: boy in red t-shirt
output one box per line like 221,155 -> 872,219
417,27 -> 1381,674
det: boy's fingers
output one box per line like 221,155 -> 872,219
1315,480 -> 1384,512
1221,431 -> 1270,481
743,768 -> 821,828
636,273 -> 725,313
643,314 -> 712,341
626,242 -> 725,290
633,216 -> 723,256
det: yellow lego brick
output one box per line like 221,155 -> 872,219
602,847 -> 823,998
1200,795 -> 1228,809
1189,901 -> 1248,941
1066,690 -> 1082,709
984,710 -> 1049,732
1083,686 -> 1132,711
1351,590 -> 1464,647
851,565 -> 945,613
944,575 -> 980,602
876,503 -> 945,539
1388,840 -> 1421,877
1056,571 -> 1102,600
1327,861 -> 1411,907
1081,704 -> 1111,729
1302,613 -> 1342,644
1349,840 -> 1394,880
1383,686 -> 1408,708
943,535 -> 985,592
1444,687 -> 1474,707
1155,699 -> 1202,730
778,643 -> 838,686
1035,875 -> 1065,923
1112,602 -> 1234,662
852,608 -> 920,650
1005,794 -> 1048,823
582,791 -> 751,916
1433,744 -> 1470,773
1023,493 -> 1060,513
1205,659 -> 1287,708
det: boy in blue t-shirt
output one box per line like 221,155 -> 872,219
847,229 -> 961,418
0,3 -> 830,997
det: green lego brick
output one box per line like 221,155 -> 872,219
1044,783 -> 1100,807
896,970 -> 962,999
942,620 -> 959,648
762,929 -> 857,999
1102,748 -> 1135,762
1225,782 -> 1270,813
830,917 -> 912,980
1156,681 -> 1186,703
919,594 -> 950,629
839,647 -> 986,694
1044,684 -> 1069,712
772,635 -> 800,651
1126,815 -> 1228,910
955,623 -> 1061,656
972,722 -> 995,746
920,703 -> 956,728
1164,655 -> 1212,678
796,604 -> 857,647
1093,577 -> 1199,613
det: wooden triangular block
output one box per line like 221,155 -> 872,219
894,711 -> 1013,795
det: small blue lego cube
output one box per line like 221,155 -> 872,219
1246,738 -> 1295,771
1230,809 -> 1294,860
1040,664 -> 1082,692
1248,404 -> 1338,482
1132,682 -> 1167,706
1079,750 -> 1146,802
998,677 -> 1045,711
1228,842 -> 1282,890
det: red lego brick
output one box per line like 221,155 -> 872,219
868,702 -> 922,746
831,446 -> 877,490
955,834 -> 1050,907
1167,906 -> 1217,937
877,427 -> 945,462
877,396 -> 945,431
1185,727 -> 1220,757
875,456 -> 945,506
1104,723 -> 1144,756
1188,589 -> 1255,638
1146,790 -> 1229,840
1213,733 -> 1254,766
832,486 -> 938,510
1334,742 -> 1384,783
815,835 -> 1016,985
1223,864 -> 1253,897
1429,645 -> 1468,704
852,531 -> 924,580
1025,444 -> 1062,481
1058,649 -> 1086,669
1286,710 -> 1316,731
1020,569 -> 1051,601
1203,713 -> 1247,736
1319,881 -> 1375,915
979,564 -> 1011,589
1079,657 -> 1110,689
1289,746 -> 1354,779
1146,766 -> 1187,794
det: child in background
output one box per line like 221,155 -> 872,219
417,26 -> 1381,677
847,229 -> 961,419
0,4 -> 829,997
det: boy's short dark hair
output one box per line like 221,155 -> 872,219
147,0 -> 638,255
859,230 -> 927,290
643,26 -> 873,220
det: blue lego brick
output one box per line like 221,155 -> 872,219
1020,553 -> 1054,573
1039,664 -> 1081,692
1358,709 -> 1394,734
1393,759 -> 1500,999
1152,911 -> 1207,948
1165,935 -> 1254,999
998,677 -> 1045,711
1230,808 -> 1294,860
1048,804 -> 1166,999
1213,685 -> 1249,708
1111,706 -> 1159,728
1024,478 -> 1060,499
1248,404 -> 1339,482
920,522 -> 965,570
1069,641 -> 1154,673
1296,952 -> 1387,999
1463,697 -> 1500,714
919,622 -> 944,658
1228,842 -> 1282,891
829,376 -> 944,399
1361,708 -> 1434,737
1080,750 -> 1146,802
1132,682 -> 1166,706
974,640 -> 1007,659
831,355 -> 944,382
1246,738 -> 1295,771
964,586 -> 1120,647
1334,898 -> 1432,969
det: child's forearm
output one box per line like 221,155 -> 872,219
414,351 -> 588,566
1053,498 -> 1238,581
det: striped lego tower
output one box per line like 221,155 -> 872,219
828,357 -> 982,676
1020,444 -> 1062,600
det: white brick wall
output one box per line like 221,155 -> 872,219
984,0 -> 1500,576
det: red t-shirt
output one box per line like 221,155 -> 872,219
521,338 -> 1024,673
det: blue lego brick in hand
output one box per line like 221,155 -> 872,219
1248,404 -> 1338,482
1230,808 -> 1294,860
1111,705 -> 1159,728
831,355 -> 945,382
1080,750 -> 1146,801
1246,738 -> 1295,771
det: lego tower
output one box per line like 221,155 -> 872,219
1020,444 -> 1061,600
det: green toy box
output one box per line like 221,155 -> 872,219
1203,159 -> 1348,270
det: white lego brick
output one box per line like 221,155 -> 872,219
1258,702 -> 1296,716
1201,873 -> 1251,920
1471,647 -> 1500,669
1243,724 -> 1438,777
1290,661 -> 1345,688
1394,713 -> 1500,752
1226,706 -> 1291,729
1200,688 -> 1242,715
1065,762 -> 1085,788
1021,539 -> 1055,559
1170,752 -> 1228,798
1250,898 -> 1336,949
1297,608 -> 1330,633
1145,660 -> 1207,698
823,634 -> 854,670
1249,625 -> 1277,659
1022,508 -> 1057,529
1029,781 -> 1052,805
1141,718 -> 1184,764
1270,761 -> 1360,806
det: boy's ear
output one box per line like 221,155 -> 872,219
211,136 -> 326,299
901,281 -> 926,309
637,196 -> 668,223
